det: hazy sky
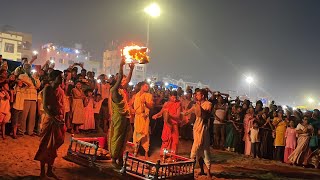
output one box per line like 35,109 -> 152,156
1,0 -> 320,105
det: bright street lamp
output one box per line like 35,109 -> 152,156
246,76 -> 254,84
144,3 -> 160,17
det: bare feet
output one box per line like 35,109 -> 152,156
40,172 -> 48,180
47,171 -> 60,180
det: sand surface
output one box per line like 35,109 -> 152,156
0,133 -> 319,180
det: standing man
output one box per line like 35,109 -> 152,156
34,70 -> 65,179
18,63 -> 41,135
133,81 -> 154,159
184,89 -> 212,178
108,58 -> 132,167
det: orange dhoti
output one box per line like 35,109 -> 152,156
161,123 -> 179,155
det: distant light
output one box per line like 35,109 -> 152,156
144,3 -> 161,17
246,76 -> 254,84
150,83 -> 155,88
147,78 -> 151,82
31,69 -> 37,73
94,77 -> 97,80
66,53 -> 69,56
293,107 -> 297,111
164,82 -> 169,86
108,74 -> 112,78
57,51 -> 60,54
46,48 -> 50,52
50,60 -> 55,64
308,97 -> 315,103
97,79 -> 101,83
129,82 -> 133,86
32,50 -> 38,55
76,55 -> 79,58
52,46 -> 56,50
75,49 -> 80,54
282,105 -> 287,110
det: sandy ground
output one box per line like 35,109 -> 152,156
0,132 -> 319,180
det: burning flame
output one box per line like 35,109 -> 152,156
122,45 -> 149,64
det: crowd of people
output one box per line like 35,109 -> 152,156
0,54 -> 320,178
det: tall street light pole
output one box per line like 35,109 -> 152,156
144,2 -> 160,47
246,76 -> 253,99
143,3 -> 160,80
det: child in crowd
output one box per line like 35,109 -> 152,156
284,120 -> 297,163
0,82 -> 11,140
249,120 -> 260,158
94,94 -> 103,132
80,89 -> 95,131
71,81 -> 85,133
11,79 -> 24,138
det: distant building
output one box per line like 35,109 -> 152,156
37,43 -> 100,74
162,77 -> 210,90
103,41 -> 146,83
0,31 -> 33,61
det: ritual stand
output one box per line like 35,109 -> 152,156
64,137 -> 195,179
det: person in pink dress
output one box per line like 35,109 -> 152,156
284,120 -> 297,163
243,107 -> 255,156
80,89 -> 95,130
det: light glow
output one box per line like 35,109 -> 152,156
307,97 -> 315,103
246,76 -> 254,84
144,3 -> 160,17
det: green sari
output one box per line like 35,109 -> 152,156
108,98 -> 131,159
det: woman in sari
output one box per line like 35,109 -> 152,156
243,107 -> 255,156
288,116 -> 314,166
272,110 -> 287,162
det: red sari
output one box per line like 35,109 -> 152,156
160,101 -> 181,155
34,86 -> 66,165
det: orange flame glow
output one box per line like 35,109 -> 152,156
122,45 -> 149,64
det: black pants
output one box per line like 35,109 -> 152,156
274,146 -> 285,162
251,142 -> 260,158
94,113 -> 102,132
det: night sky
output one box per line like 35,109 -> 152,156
1,0 -> 320,106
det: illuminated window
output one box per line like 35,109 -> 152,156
4,43 -> 14,53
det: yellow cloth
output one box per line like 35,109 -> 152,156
18,74 -> 40,101
133,92 -> 153,140
273,117 -> 287,146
